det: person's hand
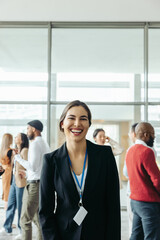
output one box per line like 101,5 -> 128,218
12,149 -> 18,156
0,165 -> 4,172
0,165 -> 5,176
106,136 -> 110,142
19,169 -> 26,179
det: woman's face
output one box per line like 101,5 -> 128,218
94,131 -> 106,145
15,133 -> 22,145
61,106 -> 89,143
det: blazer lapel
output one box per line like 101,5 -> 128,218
55,143 -> 80,206
82,140 -> 101,204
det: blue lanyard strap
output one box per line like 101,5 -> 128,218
68,149 -> 87,199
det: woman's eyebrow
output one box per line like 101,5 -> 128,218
67,114 -> 88,118
67,114 -> 75,117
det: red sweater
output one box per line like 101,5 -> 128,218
126,144 -> 160,202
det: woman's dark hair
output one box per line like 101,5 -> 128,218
59,100 -> 92,132
20,133 -> 29,152
93,128 -> 105,138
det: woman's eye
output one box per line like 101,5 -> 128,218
68,117 -> 74,120
81,118 -> 87,121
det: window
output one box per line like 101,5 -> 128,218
51,28 -> 144,102
0,28 -> 48,101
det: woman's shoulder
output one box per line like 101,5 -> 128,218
19,148 -> 28,160
87,140 -> 115,166
20,148 -> 28,158
20,147 -> 28,153
44,143 -> 66,159
44,149 -> 58,158
87,140 -> 112,153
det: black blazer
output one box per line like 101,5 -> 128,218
39,140 -> 121,240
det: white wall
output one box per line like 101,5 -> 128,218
0,0 -> 160,22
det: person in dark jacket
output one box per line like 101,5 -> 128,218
39,100 -> 121,240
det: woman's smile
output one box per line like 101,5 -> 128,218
70,128 -> 83,135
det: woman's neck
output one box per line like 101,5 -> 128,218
17,145 -> 21,153
66,140 -> 88,175
66,140 -> 87,157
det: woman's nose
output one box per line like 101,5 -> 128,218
74,119 -> 80,126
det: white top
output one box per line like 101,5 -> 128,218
108,138 -> 124,156
13,158 -> 16,174
15,136 -> 50,181
71,167 -> 88,196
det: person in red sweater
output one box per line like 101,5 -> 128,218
126,122 -> 160,240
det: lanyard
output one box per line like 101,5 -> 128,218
68,149 -> 87,206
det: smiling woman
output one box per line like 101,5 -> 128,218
39,100 -> 121,240
60,107 -> 90,147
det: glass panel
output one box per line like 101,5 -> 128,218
51,28 -> 144,102
0,28 -> 48,101
148,106 -> 160,166
0,104 -> 47,143
154,127 -> 160,168
148,105 -> 160,167
149,29 -> 160,102
148,105 -> 160,122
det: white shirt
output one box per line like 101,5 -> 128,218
71,167 -> 88,196
15,136 -> 50,181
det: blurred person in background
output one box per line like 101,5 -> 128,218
16,120 -> 50,240
0,133 -> 29,239
93,128 -> 124,156
0,133 -> 13,210
126,122 -> 160,240
123,123 -> 138,237
123,122 -> 157,237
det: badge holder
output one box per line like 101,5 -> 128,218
68,149 -> 88,226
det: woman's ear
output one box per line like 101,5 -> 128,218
61,121 -> 64,129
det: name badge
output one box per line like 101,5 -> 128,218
73,206 -> 88,226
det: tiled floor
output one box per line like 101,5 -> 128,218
0,208 -> 37,239
0,180 -> 129,240
0,209 -> 129,240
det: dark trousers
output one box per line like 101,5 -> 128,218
130,199 -> 160,240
